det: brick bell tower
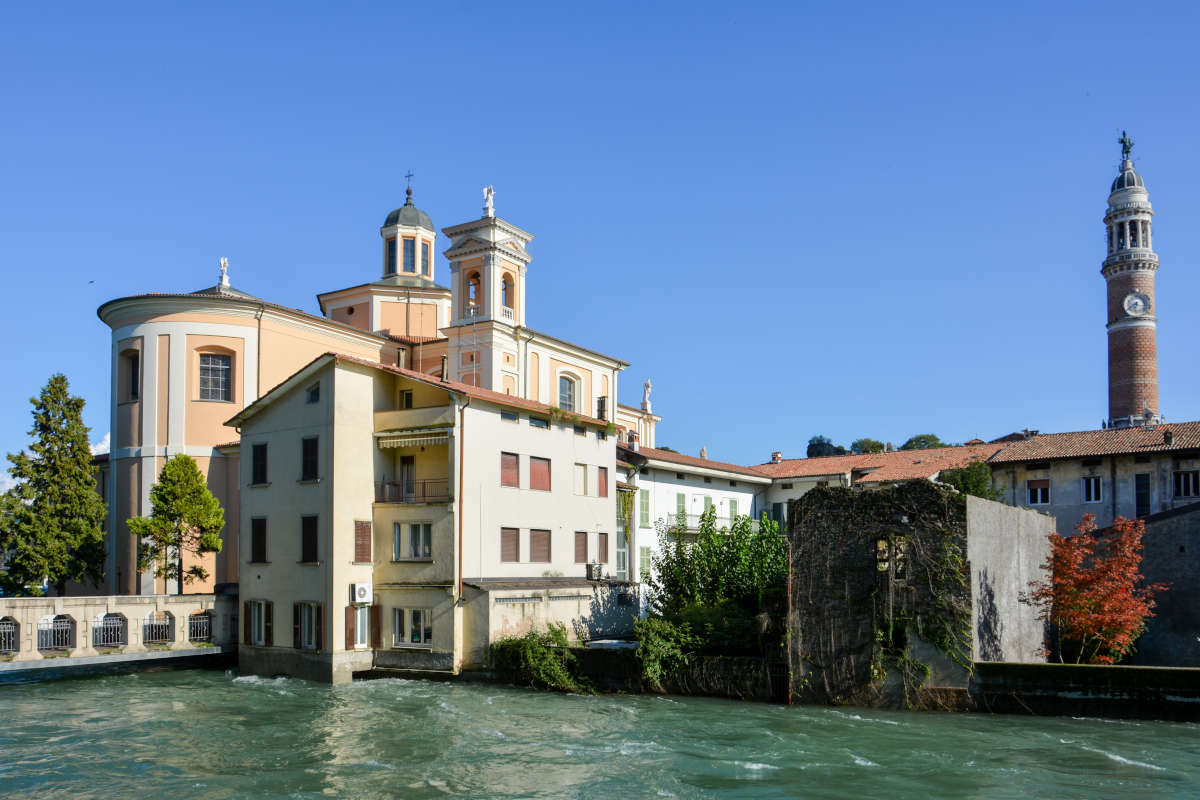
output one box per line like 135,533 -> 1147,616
1103,131 -> 1161,429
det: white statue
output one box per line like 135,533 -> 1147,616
483,185 -> 495,217
218,257 -> 229,288
642,378 -> 652,411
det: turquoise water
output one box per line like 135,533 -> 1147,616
0,669 -> 1196,799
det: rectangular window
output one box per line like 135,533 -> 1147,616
421,242 -> 431,275
529,417 -> 549,430
306,383 -> 320,404
354,604 -> 368,649
250,600 -> 266,645
199,353 -> 232,401
394,608 -> 432,646
298,602 -> 319,650
598,467 -> 609,498
1026,479 -> 1050,505
597,532 -> 608,564
354,520 -> 371,563
500,410 -> 518,423
574,425 -> 586,436
530,457 -> 551,491
403,238 -> 415,271
126,352 -> 139,401
408,523 -> 432,559
500,452 -> 520,487
530,529 -> 551,563
596,429 -> 607,441
574,463 -> 587,495
1174,470 -> 1200,498
1082,476 -> 1102,504
386,238 -> 397,274
676,493 -> 686,515
575,531 -> 588,563
251,443 -> 268,485
250,517 -> 267,563
300,515 -> 318,563
301,437 -> 319,481
704,496 -> 714,512
1136,473 -> 1151,517
729,499 -> 738,519
639,489 -> 650,527
639,546 -> 651,580
500,527 -> 519,562
399,390 -> 413,409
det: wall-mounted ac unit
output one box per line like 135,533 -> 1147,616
350,582 -> 373,605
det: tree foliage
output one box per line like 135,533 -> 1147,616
128,454 -> 224,588
490,622 -> 593,693
0,374 -> 106,596
851,438 -> 885,454
899,433 -> 946,451
807,435 -> 847,458
1024,513 -> 1167,664
939,461 -> 1002,501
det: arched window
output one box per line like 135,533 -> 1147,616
502,274 -> 514,309
559,375 -> 577,412
467,272 -> 482,312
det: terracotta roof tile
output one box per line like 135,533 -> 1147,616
636,446 -> 771,479
756,444 -> 1004,482
988,422 -> 1200,464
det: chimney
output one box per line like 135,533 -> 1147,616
396,348 -> 408,369
1164,429 -> 1175,446
771,451 -> 783,464
628,430 -> 640,452
440,355 -> 448,382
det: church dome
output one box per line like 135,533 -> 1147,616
1110,161 -> 1145,193
383,188 -> 433,230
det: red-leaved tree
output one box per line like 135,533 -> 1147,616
1025,513 -> 1168,664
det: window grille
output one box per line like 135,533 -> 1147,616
199,353 -> 232,401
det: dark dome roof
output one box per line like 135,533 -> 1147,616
1111,164 -> 1145,192
383,188 -> 434,230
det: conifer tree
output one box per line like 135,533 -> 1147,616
0,374 -> 107,596
128,454 -> 223,589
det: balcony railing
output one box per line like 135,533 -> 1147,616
501,306 -> 514,320
37,617 -> 75,652
665,513 -> 760,533
0,619 -> 17,654
188,612 -> 212,643
376,478 -> 452,504
92,616 -> 127,648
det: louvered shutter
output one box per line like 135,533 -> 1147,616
597,532 -> 608,564
530,529 -> 551,563
574,531 -> 587,563
501,452 -> 519,487
530,457 -> 551,491
345,605 -> 355,651
293,603 -> 301,649
370,605 -> 382,649
501,527 -> 519,562
354,521 -> 371,563
598,467 -> 608,498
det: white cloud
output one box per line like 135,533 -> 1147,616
0,472 -> 13,494
91,432 -> 110,456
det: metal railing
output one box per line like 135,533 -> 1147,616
143,614 -> 174,645
92,616 -> 127,648
375,478 -> 451,504
37,617 -> 75,651
0,619 -> 17,654
665,513 -> 760,532
188,613 -> 212,643
501,306 -> 514,320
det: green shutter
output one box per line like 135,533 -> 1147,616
639,489 -> 650,527
704,496 -> 713,512
676,493 -> 686,514
639,546 -> 651,579
729,499 -> 738,519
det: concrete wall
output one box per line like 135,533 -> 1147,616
1128,504 -> 1200,666
966,495 -> 1054,664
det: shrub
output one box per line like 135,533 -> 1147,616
634,616 -> 697,691
490,623 -> 593,693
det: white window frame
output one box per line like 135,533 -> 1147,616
558,374 -> 578,413
1082,476 -> 1102,504
354,604 -> 369,649
1026,479 -> 1051,506
393,607 -> 432,647
300,602 -> 318,650
198,352 -> 233,402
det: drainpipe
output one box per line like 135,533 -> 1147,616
457,395 -> 471,602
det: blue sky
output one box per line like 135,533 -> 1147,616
2,1 -> 1199,470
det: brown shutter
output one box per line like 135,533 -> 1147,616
243,601 -> 251,645
530,457 -> 551,491
500,452 -> 519,487
575,531 -> 588,563
293,603 -> 301,649
1028,479 -> 1050,489
354,521 -> 372,563
345,605 -> 355,651
598,532 -> 608,564
530,529 -> 551,563
370,605 -> 382,649
599,467 -> 608,498
315,603 -> 324,653
501,527 -> 519,562
264,602 -> 273,647
396,608 -> 406,643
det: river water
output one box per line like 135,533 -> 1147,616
1,669 -> 1195,799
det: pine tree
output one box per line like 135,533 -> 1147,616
0,374 -> 107,596
128,454 -> 223,589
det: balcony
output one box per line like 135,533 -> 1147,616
374,406 -> 454,434
376,478 -> 452,504
665,513 -> 759,533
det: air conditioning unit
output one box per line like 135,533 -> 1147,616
350,582 -> 373,605
586,563 -> 605,581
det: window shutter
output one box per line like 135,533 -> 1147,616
729,499 -> 738,519
530,457 -> 551,491
395,608 -> 406,643
1028,479 -> 1049,489
354,521 -> 372,563
243,601 -> 251,645
264,602 -> 273,647
575,531 -> 588,563
530,529 -> 551,563
597,532 -> 608,564
598,467 -> 608,498
293,603 -> 301,649
676,493 -> 686,514
345,605 -> 355,651
640,489 -> 650,527
370,605 -> 382,649
315,604 -> 324,653
501,452 -> 519,487
501,527 -> 519,562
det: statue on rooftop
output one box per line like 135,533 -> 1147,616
1119,130 -> 1134,160
483,185 -> 495,217
642,378 -> 652,412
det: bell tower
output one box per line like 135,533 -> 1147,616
1103,132 -> 1161,429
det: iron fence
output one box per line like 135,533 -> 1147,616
0,619 -> 17,654
37,616 -> 75,651
92,615 -> 127,648
143,614 -> 174,645
188,612 -> 212,642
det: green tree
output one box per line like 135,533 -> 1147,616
940,460 -> 1002,501
899,433 -> 946,451
807,435 -> 847,458
128,454 -> 224,589
851,438 -> 885,454
0,374 -> 107,596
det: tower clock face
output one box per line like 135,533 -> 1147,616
1123,292 -> 1151,317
